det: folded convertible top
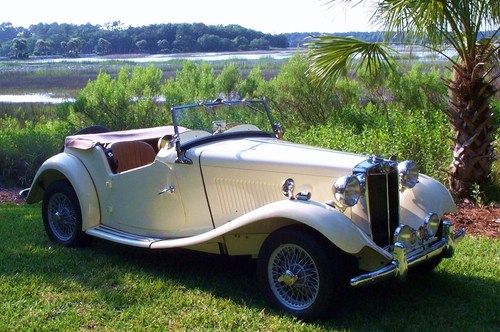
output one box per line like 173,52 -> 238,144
64,126 -> 187,150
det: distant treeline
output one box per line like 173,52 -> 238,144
0,21 -> 289,58
2,22 -> 495,59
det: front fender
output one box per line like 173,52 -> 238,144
25,153 -> 100,230
400,174 -> 456,230
151,199 -> 391,261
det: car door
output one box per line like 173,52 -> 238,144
102,161 -> 187,237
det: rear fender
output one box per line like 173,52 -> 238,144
25,153 -> 100,230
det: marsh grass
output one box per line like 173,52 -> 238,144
0,58 -> 285,97
0,203 -> 498,331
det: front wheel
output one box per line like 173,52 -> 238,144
257,228 -> 349,320
42,181 -> 87,246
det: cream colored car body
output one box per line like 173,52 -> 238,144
26,130 -> 455,271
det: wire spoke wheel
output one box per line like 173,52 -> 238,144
42,181 -> 85,246
47,192 -> 78,242
268,244 -> 320,311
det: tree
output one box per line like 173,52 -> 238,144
135,39 -> 148,53
95,38 -> 111,55
63,37 -> 82,57
33,39 -> 48,55
157,39 -> 169,53
197,34 -> 223,51
10,38 -> 28,59
233,36 -> 249,50
0,22 -> 17,42
249,37 -> 270,50
308,1 -> 500,199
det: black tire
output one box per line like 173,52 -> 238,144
42,181 -> 87,246
412,256 -> 443,274
257,227 -> 350,320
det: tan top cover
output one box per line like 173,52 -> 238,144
64,126 -> 186,150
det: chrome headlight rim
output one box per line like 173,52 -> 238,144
394,224 -> 417,248
398,160 -> 419,189
425,213 -> 440,237
333,175 -> 362,208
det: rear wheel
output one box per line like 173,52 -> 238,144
257,228 -> 349,320
42,181 -> 87,246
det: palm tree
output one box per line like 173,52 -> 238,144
308,0 -> 499,199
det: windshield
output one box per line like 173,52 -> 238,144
171,99 -> 278,145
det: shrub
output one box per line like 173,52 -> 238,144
214,63 -> 241,97
0,118 -> 72,186
286,105 -> 451,182
75,66 -> 166,130
237,66 -> 266,99
162,61 -> 216,107
388,63 -> 447,110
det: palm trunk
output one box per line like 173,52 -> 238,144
447,51 -> 497,199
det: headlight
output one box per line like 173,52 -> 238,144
398,160 -> 419,189
425,213 -> 440,237
332,175 -> 361,207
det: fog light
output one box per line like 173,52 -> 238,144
425,213 -> 440,237
394,225 -> 416,247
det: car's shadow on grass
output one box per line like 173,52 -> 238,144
78,239 -> 498,330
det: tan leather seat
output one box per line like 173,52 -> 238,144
109,141 -> 156,173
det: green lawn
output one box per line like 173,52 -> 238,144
0,203 -> 498,331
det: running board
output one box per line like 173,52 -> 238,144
86,225 -> 163,248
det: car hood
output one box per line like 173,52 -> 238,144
198,137 -> 367,178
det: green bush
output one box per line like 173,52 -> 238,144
75,66 -> 167,130
388,63 -> 447,110
286,105 -> 452,182
0,118 -> 73,186
237,66 -> 266,99
162,61 -> 217,108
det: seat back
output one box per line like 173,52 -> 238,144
109,141 -> 156,173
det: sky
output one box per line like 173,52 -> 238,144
0,0 -> 377,33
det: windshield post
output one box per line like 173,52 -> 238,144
171,106 -> 192,164
261,98 -> 284,139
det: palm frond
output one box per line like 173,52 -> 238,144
307,36 -> 395,85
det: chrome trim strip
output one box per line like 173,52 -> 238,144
86,225 -> 162,248
350,227 -> 465,287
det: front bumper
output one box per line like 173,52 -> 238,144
350,221 -> 465,287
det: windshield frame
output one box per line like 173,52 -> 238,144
170,98 -> 282,164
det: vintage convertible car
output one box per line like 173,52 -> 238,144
22,98 -> 464,319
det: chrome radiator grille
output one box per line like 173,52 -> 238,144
355,158 -> 400,248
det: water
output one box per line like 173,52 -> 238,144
4,48 -> 454,65
9,50 -> 299,64
0,93 -> 75,104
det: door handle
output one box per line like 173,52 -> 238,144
158,185 -> 175,195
